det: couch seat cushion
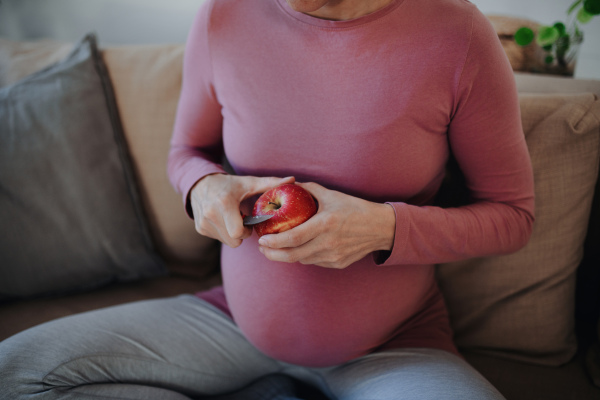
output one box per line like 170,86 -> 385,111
0,266 -> 221,343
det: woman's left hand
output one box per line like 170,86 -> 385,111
257,182 -> 396,269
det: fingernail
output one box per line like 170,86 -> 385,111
258,237 -> 267,246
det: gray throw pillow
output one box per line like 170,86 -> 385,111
0,34 -> 166,299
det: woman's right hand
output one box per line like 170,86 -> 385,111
189,174 -> 295,248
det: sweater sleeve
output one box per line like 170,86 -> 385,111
167,0 -> 226,218
379,8 -> 535,266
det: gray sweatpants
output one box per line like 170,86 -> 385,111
0,295 -> 505,399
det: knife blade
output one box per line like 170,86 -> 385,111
243,214 -> 274,226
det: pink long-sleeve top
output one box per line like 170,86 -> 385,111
168,0 -> 535,367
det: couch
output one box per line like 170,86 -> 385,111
0,33 -> 599,400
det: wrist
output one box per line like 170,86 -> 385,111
194,172 -> 226,189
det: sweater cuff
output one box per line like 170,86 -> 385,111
374,202 -> 411,266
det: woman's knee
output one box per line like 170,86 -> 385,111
321,348 -> 506,400
0,296 -> 282,398
0,325 -> 59,398
0,300 -> 174,397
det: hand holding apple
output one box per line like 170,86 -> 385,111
189,174 -> 295,248
252,183 -> 318,237
257,182 -> 396,269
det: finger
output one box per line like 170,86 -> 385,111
294,181 -> 329,212
258,217 -> 318,249
201,200 -> 243,247
314,262 -> 344,269
259,240 -> 317,264
196,214 -> 242,248
216,221 -> 243,248
279,175 -> 296,185
222,236 -> 243,248
191,201 -> 219,239
205,208 -> 240,247
242,176 -> 296,200
240,225 -> 254,240
294,181 -> 325,201
223,206 -> 247,241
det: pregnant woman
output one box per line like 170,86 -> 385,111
0,1 -> 534,399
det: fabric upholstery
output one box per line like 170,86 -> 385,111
0,38 -> 72,87
0,269 -> 222,342
588,338 -> 600,388
514,72 -> 600,97
0,37 -> 221,276
437,92 -> 600,366
101,45 -> 220,269
512,72 -> 600,385
0,34 -> 166,299
463,350 -> 600,400
580,153 -> 600,387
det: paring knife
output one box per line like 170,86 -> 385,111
243,214 -> 274,226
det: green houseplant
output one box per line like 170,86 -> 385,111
514,0 -> 599,76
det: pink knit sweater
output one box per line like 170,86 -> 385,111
168,0 -> 535,367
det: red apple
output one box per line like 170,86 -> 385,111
252,183 -> 317,237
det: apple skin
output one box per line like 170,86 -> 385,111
252,183 -> 317,237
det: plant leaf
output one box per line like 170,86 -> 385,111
515,27 -> 535,46
577,7 -> 594,23
554,22 -> 567,36
536,26 -> 560,46
568,0 -> 583,14
584,0 -> 600,15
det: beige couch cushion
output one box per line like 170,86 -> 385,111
515,72 -> 600,98
101,45 -> 219,269
437,92 -> 600,366
0,37 -> 220,274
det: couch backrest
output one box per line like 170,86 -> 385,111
0,39 -> 220,272
101,45 -> 220,270
514,72 -> 600,97
435,73 -> 600,366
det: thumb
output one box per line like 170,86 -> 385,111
242,176 -> 296,200
294,181 -> 325,199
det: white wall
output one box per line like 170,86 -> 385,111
0,0 -> 598,78
0,0 -> 205,45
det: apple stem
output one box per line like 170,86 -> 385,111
268,201 -> 280,209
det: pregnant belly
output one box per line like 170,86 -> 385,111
221,236 -> 435,367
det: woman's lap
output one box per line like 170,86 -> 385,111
317,348 -> 505,400
0,295 -> 280,399
0,295 -> 504,400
